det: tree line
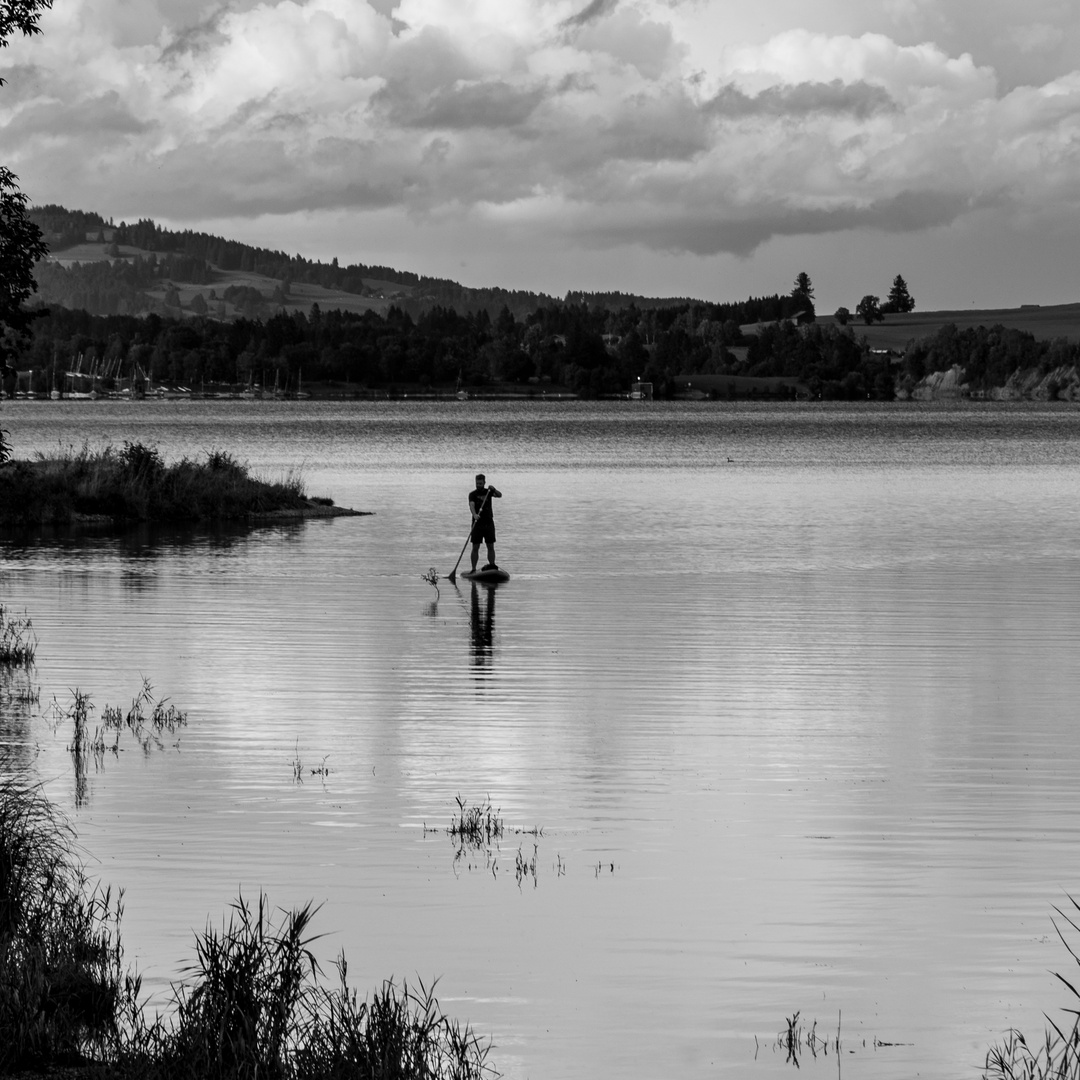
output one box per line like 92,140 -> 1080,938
12,293 -> 1078,400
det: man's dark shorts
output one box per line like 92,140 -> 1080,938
471,520 -> 496,545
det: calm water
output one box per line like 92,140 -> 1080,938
3,400 -> 1080,1079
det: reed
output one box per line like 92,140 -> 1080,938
0,442 -> 321,525
984,897 -> 1080,1080
422,568 -> 441,600
449,796 -> 503,847
774,1010 -> 843,1065
0,604 -> 37,665
125,893 -> 496,1080
0,779 -> 497,1079
0,775 -> 137,1072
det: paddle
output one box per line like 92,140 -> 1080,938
448,487 -> 491,583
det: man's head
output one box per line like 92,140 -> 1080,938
475,473 -> 485,488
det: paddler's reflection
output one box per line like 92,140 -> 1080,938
469,580 -> 496,665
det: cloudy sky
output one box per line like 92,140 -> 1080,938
3,0 -> 1080,311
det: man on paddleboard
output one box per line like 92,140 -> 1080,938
469,473 -> 502,574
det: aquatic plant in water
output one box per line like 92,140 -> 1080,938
984,897 -> 1080,1080
422,567 -> 441,600
0,604 -> 37,665
52,680 -> 188,805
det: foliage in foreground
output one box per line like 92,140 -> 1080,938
0,775 -> 134,1071
0,442 -> 315,525
0,777 -> 496,1079
984,897 -> 1080,1080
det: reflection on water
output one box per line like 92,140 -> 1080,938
2,402 -> 1080,1079
468,582 -> 497,672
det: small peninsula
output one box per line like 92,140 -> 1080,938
0,442 -> 366,527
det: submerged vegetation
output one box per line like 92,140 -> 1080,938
0,778 -> 497,1078
0,442 -> 343,526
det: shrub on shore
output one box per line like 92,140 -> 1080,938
0,777 -> 496,1079
0,443 -> 318,526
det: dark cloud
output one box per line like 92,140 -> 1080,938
580,188 -> 971,256
3,91 -> 152,139
560,0 -> 620,31
594,91 -> 710,161
707,80 -> 897,120
159,10 -> 230,61
388,80 -> 548,130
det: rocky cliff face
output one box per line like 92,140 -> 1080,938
992,364 -> 1080,401
899,364 -> 1080,401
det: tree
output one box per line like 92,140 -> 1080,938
790,271 -> 816,323
856,295 -> 883,325
1,1 -> 53,341
834,307 -> 851,326
0,0 -> 52,52
792,272 -> 814,300
882,274 -> 915,314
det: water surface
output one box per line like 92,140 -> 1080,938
2,400 -> 1080,1079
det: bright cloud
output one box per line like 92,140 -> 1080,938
3,0 -> 1080,279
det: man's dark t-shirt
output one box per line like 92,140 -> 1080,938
469,486 -> 497,543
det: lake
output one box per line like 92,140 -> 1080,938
2,399 -> 1080,1079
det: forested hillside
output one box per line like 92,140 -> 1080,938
27,204 -> 814,327
12,205 -> 1080,401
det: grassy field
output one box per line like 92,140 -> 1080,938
824,303 -> 1080,348
43,242 -> 402,319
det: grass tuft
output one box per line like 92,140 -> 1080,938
449,796 -> 503,848
0,604 -> 37,665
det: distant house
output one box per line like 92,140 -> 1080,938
737,310 -> 810,336
672,373 -> 809,400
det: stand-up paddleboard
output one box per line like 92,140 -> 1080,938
461,566 -> 510,583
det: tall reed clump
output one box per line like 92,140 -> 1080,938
0,442 -> 319,525
126,893 -> 496,1080
985,897 -> 1080,1080
0,776 -> 137,1072
0,604 -> 37,665
0,779 -> 496,1078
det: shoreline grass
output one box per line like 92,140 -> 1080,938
984,897 -> 1080,1080
0,778 -> 497,1079
0,442 -> 344,527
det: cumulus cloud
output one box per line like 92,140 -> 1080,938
3,0 -> 1080,258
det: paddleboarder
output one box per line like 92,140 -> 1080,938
468,473 -> 502,575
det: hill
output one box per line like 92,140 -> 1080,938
826,304 -> 1080,346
